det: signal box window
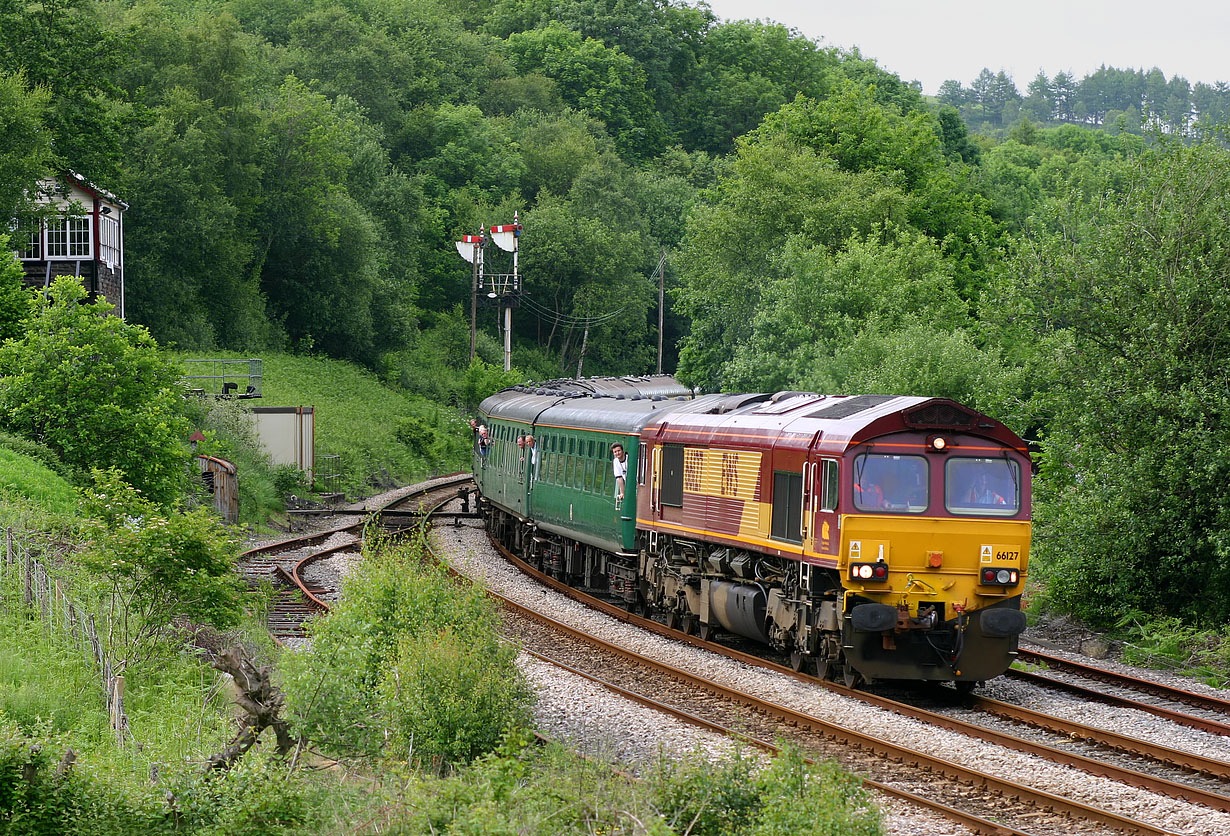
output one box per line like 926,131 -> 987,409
946,458 -> 1020,516
771,471 -> 803,543
853,454 -> 928,513
660,444 -> 684,507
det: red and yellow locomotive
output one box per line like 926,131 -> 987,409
475,380 -> 1031,686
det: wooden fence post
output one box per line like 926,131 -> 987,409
111,676 -> 126,745
23,542 -> 32,607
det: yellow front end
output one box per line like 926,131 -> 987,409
837,514 -> 1031,682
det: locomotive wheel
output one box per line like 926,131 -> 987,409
665,610 -> 679,631
789,651 -> 806,672
842,666 -> 863,689
682,615 -> 697,636
698,622 -> 714,642
815,656 -> 831,680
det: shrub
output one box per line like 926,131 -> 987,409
651,745 -> 883,836
78,470 -> 246,666
281,534 -> 533,768
0,277 -> 189,504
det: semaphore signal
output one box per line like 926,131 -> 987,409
454,212 -> 522,371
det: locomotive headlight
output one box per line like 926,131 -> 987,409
850,562 -> 889,582
981,568 -> 1020,586
927,435 -> 949,452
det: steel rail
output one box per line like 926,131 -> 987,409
519,644 -> 1036,836
240,474 -> 473,637
477,538 -> 1190,836
1006,669 -> 1230,737
972,694 -> 1230,781
490,537 -> 1230,793
1017,648 -> 1230,715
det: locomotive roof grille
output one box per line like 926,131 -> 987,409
905,402 -> 975,428
808,394 -> 895,419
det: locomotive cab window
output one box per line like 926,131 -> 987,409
946,457 -> 1020,516
771,471 -> 804,544
853,454 -> 928,513
820,460 -> 839,512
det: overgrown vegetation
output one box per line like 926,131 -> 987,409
0,277 -> 189,504
281,531 -> 533,768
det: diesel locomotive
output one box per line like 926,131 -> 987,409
473,376 -> 1031,687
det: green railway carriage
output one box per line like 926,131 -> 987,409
475,378 -> 695,593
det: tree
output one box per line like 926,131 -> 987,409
0,70 -> 53,220
986,139 -> 1230,626
0,243 -> 28,341
1022,71 -> 1055,122
936,79 -> 970,109
0,276 -> 190,503
503,23 -> 665,158
79,469 -> 246,666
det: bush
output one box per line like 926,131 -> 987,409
0,277 -> 190,504
281,534 -> 533,768
651,745 -> 883,836
78,470 -> 246,665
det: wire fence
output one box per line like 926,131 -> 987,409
0,528 -> 130,745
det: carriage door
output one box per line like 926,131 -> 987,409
513,426 -> 528,515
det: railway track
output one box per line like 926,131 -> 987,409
237,474 -> 474,642
1008,648 -> 1230,736
427,505 -> 1229,836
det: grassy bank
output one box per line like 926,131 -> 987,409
173,351 -> 474,502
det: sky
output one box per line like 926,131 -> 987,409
702,1 -> 1230,95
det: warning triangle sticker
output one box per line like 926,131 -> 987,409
980,545 -> 993,563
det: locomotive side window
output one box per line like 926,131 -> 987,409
853,454 -> 928,513
770,471 -> 804,543
946,457 -> 1020,516
660,444 -> 684,507
638,442 -> 647,485
820,460 -> 839,512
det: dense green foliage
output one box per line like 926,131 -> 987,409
0,277 -> 189,504
987,140 -> 1230,626
281,533 -> 533,768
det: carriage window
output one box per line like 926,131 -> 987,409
660,444 -> 684,507
771,471 -> 803,543
946,458 -> 1020,516
853,454 -> 928,513
638,442 -> 647,485
584,459 -> 596,492
820,460 -> 839,512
